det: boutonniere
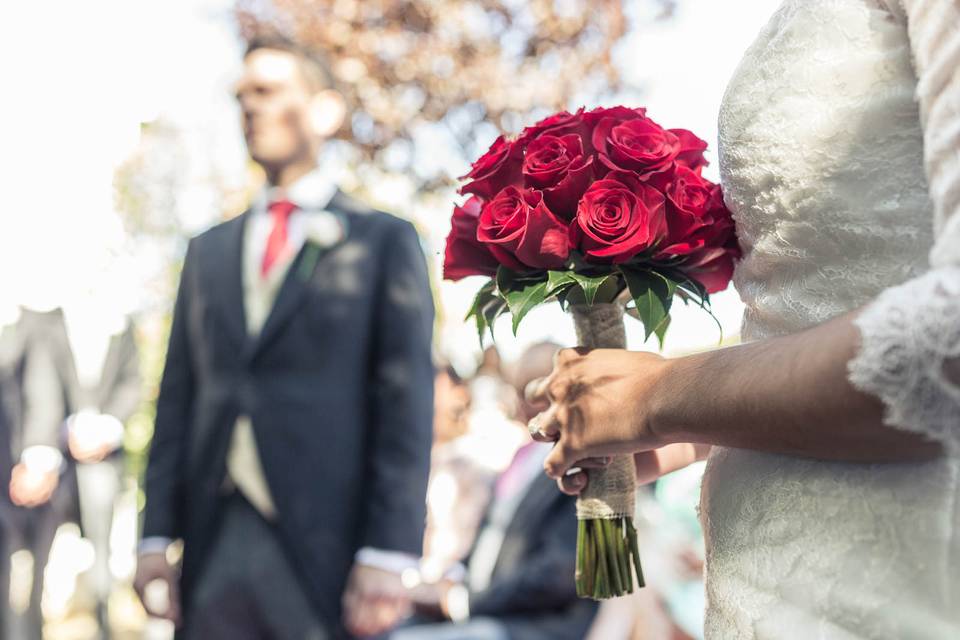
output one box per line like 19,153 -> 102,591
298,211 -> 348,281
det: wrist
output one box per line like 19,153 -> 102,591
645,355 -> 689,446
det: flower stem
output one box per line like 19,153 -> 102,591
576,517 -> 644,599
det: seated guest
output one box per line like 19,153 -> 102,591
391,343 -> 598,640
422,365 -> 493,581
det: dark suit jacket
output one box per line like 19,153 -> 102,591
467,473 -> 598,640
142,191 -> 435,629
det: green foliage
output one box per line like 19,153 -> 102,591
504,280 -> 550,335
621,267 -> 676,341
465,260 -> 717,347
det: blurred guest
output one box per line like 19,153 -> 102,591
134,36 -> 434,640
394,343 -> 597,640
422,366 -> 492,582
460,347 -> 528,476
422,347 -> 532,584
0,319 -> 13,638
1,309 -> 71,640
41,301 -> 142,640
432,366 -> 471,447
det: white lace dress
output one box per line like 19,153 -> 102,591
702,0 -> 960,637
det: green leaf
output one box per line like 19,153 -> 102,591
653,315 -> 671,350
705,306 -> 724,345
465,280 -> 497,345
556,285 -> 575,311
504,280 -> 549,335
674,275 -> 710,309
496,265 -> 516,295
569,272 -> 617,306
621,268 -> 677,341
481,296 -> 508,343
546,270 -> 577,296
496,265 -> 547,295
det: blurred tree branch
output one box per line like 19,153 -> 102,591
236,0 -> 672,191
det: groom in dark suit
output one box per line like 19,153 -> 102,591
134,37 -> 435,640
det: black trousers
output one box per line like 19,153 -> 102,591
1,490 -> 67,640
182,493 -> 329,640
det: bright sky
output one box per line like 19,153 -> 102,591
0,0 -> 784,368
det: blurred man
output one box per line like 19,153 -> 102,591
134,36 -> 434,640
394,343 -> 598,640
1,309 -> 71,640
43,303 -> 142,640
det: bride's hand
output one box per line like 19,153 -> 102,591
526,347 -> 676,481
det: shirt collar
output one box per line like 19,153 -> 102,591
254,166 -> 338,214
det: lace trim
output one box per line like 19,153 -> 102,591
849,267 -> 960,452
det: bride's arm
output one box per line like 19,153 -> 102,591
537,0 -> 960,479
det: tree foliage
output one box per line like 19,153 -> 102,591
236,0 -> 674,189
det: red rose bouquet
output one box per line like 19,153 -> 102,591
444,106 -> 740,599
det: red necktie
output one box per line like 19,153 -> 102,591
261,199 -> 297,277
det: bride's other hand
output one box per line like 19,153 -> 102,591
526,347 -> 674,480
557,443 -> 711,496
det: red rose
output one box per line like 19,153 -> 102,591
517,107 -> 648,156
572,174 -> 667,264
516,109 -> 588,146
593,116 -> 680,176
460,136 -> 523,200
583,105 -> 647,125
678,186 -> 741,293
652,165 -> 717,256
477,187 -> 571,271
684,236 -> 739,294
443,196 -> 500,281
670,129 -> 709,174
523,134 -> 583,188
522,134 -> 595,219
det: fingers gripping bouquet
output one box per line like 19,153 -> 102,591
444,107 -> 740,600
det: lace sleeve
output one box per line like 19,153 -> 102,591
848,0 -> 960,450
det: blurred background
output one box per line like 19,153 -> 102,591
0,0 -> 781,638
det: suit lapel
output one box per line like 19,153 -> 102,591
218,212 -> 249,352
96,333 -> 121,399
249,245 -> 313,358
249,200 -> 350,359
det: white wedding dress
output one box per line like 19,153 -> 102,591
701,0 -> 960,637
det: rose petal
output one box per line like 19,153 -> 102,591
686,249 -> 737,294
443,196 -> 501,280
514,195 -> 572,270
543,155 -> 595,220
461,137 -> 524,200
669,128 -> 710,173
477,187 -> 571,271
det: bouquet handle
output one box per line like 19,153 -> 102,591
569,303 -> 645,599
